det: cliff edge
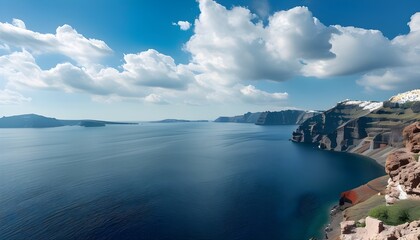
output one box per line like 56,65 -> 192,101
215,109 -> 320,125
291,90 -> 420,240
292,89 -> 420,166
339,121 -> 420,240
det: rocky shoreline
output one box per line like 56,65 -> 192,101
322,122 -> 419,240
291,90 -> 420,240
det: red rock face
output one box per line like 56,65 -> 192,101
398,163 -> 420,195
403,122 -> 420,153
385,150 -> 415,178
385,122 -> 420,203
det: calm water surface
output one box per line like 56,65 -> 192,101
0,123 -> 384,240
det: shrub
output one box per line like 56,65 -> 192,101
398,210 -> 410,223
369,206 -> 389,222
368,200 -> 420,226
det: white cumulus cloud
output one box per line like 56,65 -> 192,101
0,89 -> 31,105
12,18 -> 26,29
240,85 -> 288,104
122,49 -> 194,89
173,21 -> 192,31
144,93 -> 168,104
353,13 -> 420,91
1,0 -> 419,107
186,0 -> 337,86
0,50 -> 193,98
302,26 -> 400,77
0,20 -> 112,65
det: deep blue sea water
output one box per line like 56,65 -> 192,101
0,123 -> 384,240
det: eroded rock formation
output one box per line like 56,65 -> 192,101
385,122 -> 420,204
340,217 -> 420,240
293,90 -> 420,166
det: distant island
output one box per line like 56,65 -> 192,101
215,110 -> 321,125
0,114 -> 137,128
149,119 -> 209,123
79,120 -> 106,127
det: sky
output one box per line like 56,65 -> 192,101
0,0 -> 419,121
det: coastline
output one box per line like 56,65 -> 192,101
289,140 -> 392,239
290,139 -> 399,240
314,145 -> 395,240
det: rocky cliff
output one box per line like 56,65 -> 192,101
214,112 -> 263,123
292,90 -> 420,165
385,122 -> 420,205
215,110 -> 320,125
291,90 -> 420,240
340,217 -> 420,240
337,122 -> 420,240
255,110 -> 319,125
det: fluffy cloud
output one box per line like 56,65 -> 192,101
186,0 -> 337,86
0,50 -> 193,98
0,89 -> 31,105
173,21 -> 192,31
1,0 -> 419,108
12,18 -> 26,29
357,67 -> 420,91
0,11 -> 287,105
144,93 -> 168,104
266,7 -> 338,60
121,49 -> 193,89
240,85 -> 288,103
186,0 -> 420,91
302,26 -> 401,77
0,19 -> 112,65
354,13 -> 420,90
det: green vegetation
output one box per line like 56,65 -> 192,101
355,221 -> 366,228
368,200 -> 420,225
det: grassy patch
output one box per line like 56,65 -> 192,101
368,200 -> 420,225
344,195 -> 386,222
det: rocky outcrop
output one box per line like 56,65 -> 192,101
403,122 -> 420,153
385,122 -> 420,204
331,122 -> 420,239
291,100 -> 379,146
215,110 -> 320,125
340,217 -> 420,240
325,176 -> 388,240
297,90 -> 420,240
293,90 -> 420,166
385,150 -> 415,178
214,112 -> 262,123
255,110 -> 320,125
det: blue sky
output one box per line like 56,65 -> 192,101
0,0 -> 419,120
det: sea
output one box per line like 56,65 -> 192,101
0,123 -> 384,240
